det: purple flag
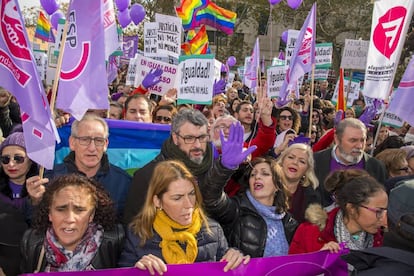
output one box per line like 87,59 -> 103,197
107,55 -> 118,84
56,0 -> 109,120
0,0 -> 58,169
22,249 -> 347,276
280,3 -> 316,100
244,37 -> 260,91
123,35 -> 138,59
387,55 -> 414,126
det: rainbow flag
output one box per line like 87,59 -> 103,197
34,11 -> 55,43
181,25 -> 209,55
176,0 -> 237,35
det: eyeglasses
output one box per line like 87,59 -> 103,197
175,133 -> 209,144
398,167 -> 410,173
73,136 -> 107,147
0,155 -> 26,165
360,205 -> 387,220
154,116 -> 172,123
214,125 -> 231,131
279,115 -> 293,121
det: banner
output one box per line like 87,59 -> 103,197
267,65 -> 285,98
177,54 -> 215,105
55,120 -> 170,173
143,22 -> 158,57
0,0 -> 59,169
340,39 -> 369,70
23,249 -> 347,276
155,13 -> 182,59
363,0 -> 414,100
134,55 -> 178,95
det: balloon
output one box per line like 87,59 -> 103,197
118,9 -> 131,28
281,30 -> 288,44
269,0 -> 282,5
130,3 -> 145,25
287,0 -> 303,10
226,56 -> 237,67
40,0 -> 59,15
50,10 -> 64,30
115,0 -> 130,12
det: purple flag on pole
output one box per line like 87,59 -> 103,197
280,3 -> 316,100
0,0 -> 58,169
387,55 -> 414,126
244,37 -> 260,91
56,0 -> 109,120
122,36 -> 138,59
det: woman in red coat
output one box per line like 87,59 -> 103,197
289,169 -> 388,254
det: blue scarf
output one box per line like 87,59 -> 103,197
246,191 -> 289,256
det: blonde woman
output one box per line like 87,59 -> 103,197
119,160 -> 249,274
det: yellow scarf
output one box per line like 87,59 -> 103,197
153,208 -> 202,264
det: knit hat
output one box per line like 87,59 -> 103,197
0,131 -> 26,153
388,179 -> 414,236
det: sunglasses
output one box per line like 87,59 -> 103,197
1,155 -> 26,165
279,115 -> 293,121
154,116 -> 172,122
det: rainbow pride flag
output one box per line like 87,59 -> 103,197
181,25 -> 210,55
55,119 -> 170,175
176,0 -> 237,35
34,11 -> 55,43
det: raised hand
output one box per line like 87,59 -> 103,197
220,122 -> 257,170
213,79 -> 226,96
142,68 -> 163,89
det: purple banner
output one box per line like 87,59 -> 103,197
122,36 -> 138,59
23,250 -> 347,275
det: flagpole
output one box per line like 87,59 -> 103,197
308,64 -> 316,137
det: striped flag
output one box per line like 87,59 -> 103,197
0,0 -> 59,169
34,10 -> 55,43
181,25 -> 209,55
336,68 -> 346,112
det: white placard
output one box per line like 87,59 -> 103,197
143,22 -> 158,57
285,29 -> 300,70
314,68 -> 329,80
340,39 -> 369,70
315,43 -> 333,68
332,77 -> 361,107
177,54 -> 215,105
33,51 -> 47,81
267,65 -> 285,98
155,13 -> 182,59
125,56 -> 137,86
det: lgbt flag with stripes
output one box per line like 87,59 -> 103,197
181,25 -> 210,55
34,11 -> 55,43
55,120 -> 170,175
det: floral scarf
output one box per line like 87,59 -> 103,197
334,210 -> 373,250
44,223 -> 103,271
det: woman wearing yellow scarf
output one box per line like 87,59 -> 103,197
118,160 -> 250,275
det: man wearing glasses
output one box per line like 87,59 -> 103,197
123,109 -> 256,224
27,114 -> 131,218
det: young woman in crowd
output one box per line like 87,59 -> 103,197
21,174 -> 125,272
201,157 -> 298,258
119,160 -> 249,274
289,169 -> 388,254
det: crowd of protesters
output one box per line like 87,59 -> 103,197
1,63 -> 414,275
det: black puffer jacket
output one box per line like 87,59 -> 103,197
20,224 -> 125,273
200,162 -> 298,258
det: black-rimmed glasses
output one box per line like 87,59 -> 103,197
360,205 -> 387,220
0,155 -> 26,165
175,133 -> 209,144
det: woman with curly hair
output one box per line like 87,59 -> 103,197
20,174 -> 125,273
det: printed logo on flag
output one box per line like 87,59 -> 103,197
373,6 -> 407,59
298,27 -> 313,65
0,0 -> 31,86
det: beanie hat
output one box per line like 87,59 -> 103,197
388,179 -> 414,236
0,131 -> 26,154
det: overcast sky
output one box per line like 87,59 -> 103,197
18,0 -> 68,9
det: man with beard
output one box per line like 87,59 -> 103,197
313,118 -> 386,209
122,109 -> 256,224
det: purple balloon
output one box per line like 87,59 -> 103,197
50,10 -> 64,30
115,0 -> 130,12
281,30 -> 288,44
226,56 -> 237,67
130,3 -> 145,25
118,9 -> 131,28
269,0 -> 282,5
287,0 -> 303,10
40,0 -> 59,15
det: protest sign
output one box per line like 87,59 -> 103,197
144,22 -> 158,57
267,65 -> 285,98
134,55 -> 178,95
314,68 -> 329,80
33,50 -> 47,81
125,56 -> 137,86
285,29 -> 300,69
123,36 -> 138,59
315,42 -> 333,68
332,77 -> 360,107
155,13 -> 182,59
177,54 -> 215,105
340,39 -> 369,70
